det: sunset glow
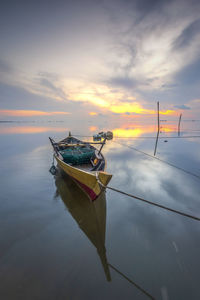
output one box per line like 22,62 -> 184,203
0,110 -> 70,117
66,82 -> 111,108
110,103 -> 175,115
113,128 -> 145,138
0,126 -> 67,134
112,123 -> 175,137
89,126 -> 98,131
0,0 -> 199,121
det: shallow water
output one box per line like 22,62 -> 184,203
0,121 -> 200,300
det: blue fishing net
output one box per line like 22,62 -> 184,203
60,146 -> 95,165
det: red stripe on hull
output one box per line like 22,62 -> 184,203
73,178 -> 98,201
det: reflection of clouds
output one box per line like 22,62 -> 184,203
106,139 -> 200,220
105,123 -> 176,140
109,149 -> 170,201
0,109 -> 70,117
106,141 -> 200,272
134,160 -> 168,194
0,121 -> 200,298
0,126 -> 67,134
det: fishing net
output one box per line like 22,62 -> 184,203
60,146 -> 95,165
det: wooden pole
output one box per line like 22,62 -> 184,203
154,101 -> 160,156
178,113 -> 182,137
157,101 -> 160,132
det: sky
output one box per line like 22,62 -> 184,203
0,0 -> 200,123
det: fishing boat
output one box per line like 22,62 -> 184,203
49,132 -> 113,201
54,172 -> 111,281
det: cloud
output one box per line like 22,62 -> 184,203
106,76 -> 137,89
110,101 -> 175,115
173,19 -> 200,50
173,57 -> 200,85
0,59 -> 13,73
1,0 -> 200,118
36,73 -> 67,101
173,104 -> 191,110
187,99 -> 200,111
104,0 -> 200,92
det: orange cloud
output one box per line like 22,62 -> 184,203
160,110 -> 175,115
0,110 -> 70,117
110,102 -> 175,115
61,80 -> 176,116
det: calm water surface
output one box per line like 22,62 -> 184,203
0,121 -> 200,300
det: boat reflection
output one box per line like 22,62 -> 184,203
54,173 -> 156,299
54,172 -> 111,282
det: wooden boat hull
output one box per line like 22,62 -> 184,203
55,155 -> 112,201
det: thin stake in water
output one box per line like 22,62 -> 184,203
154,101 -> 160,156
178,113 -> 182,137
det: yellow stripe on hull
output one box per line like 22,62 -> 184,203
55,156 -> 112,200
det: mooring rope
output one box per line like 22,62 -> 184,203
114,141 -> 200,180
75,134 -> 200,139
96,177 -> 200,222
97,181 -> 200,222
107,186 -> 200,221
108,263 -> 155,300
114,135 -> 200,139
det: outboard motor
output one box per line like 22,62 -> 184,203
93,131 -> 113,141
106,131 -> 113,140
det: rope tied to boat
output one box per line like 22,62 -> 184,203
96,178 -> 200,222
114,141 -> 200,181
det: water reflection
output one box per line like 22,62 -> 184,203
0,126 -> 67,134
54,172 -> 157,299
54,172 -> 111,282
107,124 -> 176,138
1,121 -> 200,299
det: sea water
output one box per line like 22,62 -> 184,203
0,120 -> 200,300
